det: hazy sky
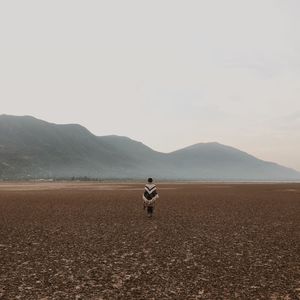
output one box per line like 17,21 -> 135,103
0,0 -> 300,170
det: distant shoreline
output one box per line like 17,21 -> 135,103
0,180 -> 300,184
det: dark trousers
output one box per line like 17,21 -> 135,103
147,206 -> 154,215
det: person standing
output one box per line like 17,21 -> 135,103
143,177 -> 159,217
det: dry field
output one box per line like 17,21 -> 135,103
0,182 -> 299,299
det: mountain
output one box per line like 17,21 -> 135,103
167,142 -> 300,180
0,114 -> 299,181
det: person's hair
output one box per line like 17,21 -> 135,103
147,177 -> 153,183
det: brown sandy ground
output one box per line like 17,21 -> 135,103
0,183 -> 299,299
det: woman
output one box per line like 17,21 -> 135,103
142,177 -> 159,217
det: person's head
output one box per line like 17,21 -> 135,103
147,177 -> 153,183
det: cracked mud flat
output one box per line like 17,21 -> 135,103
0,182 -> 299,299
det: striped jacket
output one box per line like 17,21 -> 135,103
143,183 -> 159,205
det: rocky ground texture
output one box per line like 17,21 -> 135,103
0,182 -> 299,299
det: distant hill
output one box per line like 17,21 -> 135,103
167,142 -> 300,180
0,114 -> 299,181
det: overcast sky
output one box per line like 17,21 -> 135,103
0,0 -> 299,170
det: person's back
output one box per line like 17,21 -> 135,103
143,177 -> 159,217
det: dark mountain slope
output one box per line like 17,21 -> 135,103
0,115 -> 138,178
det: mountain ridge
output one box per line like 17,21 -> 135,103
0,114 -> 299,181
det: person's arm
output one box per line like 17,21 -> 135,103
143,185 -> 148,201
154,190 -> 158,197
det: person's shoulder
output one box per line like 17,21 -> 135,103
145,183 -> 156,189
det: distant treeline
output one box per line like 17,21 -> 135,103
0,176 -> 148,182
70,176 -> 102,181
0,176 -> 102,182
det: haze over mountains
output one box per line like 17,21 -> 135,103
0,115 -> 299,181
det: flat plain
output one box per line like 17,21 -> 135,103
0,182 -> 299,299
